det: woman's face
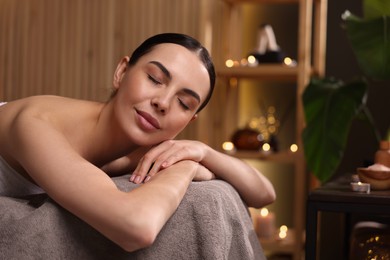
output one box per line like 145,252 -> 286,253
112,43 -> 210,145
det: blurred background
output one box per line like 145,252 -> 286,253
1,0 -> 389,259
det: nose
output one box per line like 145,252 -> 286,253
151,92 -> 172,115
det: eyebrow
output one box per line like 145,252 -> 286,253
182,88 -> 201,104
149,61 -> 201,104
150,61 -> 171,80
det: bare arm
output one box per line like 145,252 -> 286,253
200,146 -> 276,208
132,140 -> 276,208
101,146 -> 151,176
7,113 -> 198,252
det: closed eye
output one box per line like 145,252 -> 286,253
148,74 -> 162,85
178,98 -> 190,110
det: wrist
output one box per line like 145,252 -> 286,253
175,160 -> 199,178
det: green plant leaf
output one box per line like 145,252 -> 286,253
364,0 -> 390,20
344,14 -> 390,80
302,78 -> 368,182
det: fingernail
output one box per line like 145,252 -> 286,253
145,176 -> 151,182
135,176 -> 141,184
130,174 -> 135,182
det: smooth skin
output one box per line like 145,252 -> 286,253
0,43 -> 275,252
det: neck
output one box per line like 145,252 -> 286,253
78,101 -> 141,167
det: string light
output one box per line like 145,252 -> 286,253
222,141 -> 235,152
260,208 -> 269,217
290,144 -> 298,152
225,59 -> 234,68
262,143 -> 271,152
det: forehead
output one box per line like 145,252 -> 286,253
137,43 -> 210,101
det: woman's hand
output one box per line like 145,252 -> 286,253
130,139 -> 275,209
130,140 -> 207,184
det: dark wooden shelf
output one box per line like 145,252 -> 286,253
217,65 -> 299,82
225,150 -> 297,163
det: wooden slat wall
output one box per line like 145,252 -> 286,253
0,0 -> 227,145
0,0 -> 204,101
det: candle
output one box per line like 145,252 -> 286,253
278,225 -> 288,240
350,181 -> 370,193
255,208 -> 276,239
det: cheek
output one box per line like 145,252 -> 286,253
119,77 -> 149,102
166,115 -> 192,133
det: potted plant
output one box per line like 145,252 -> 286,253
302,0 -> 390,183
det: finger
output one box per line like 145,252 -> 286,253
132,144 -> 171,182
142,140 -> 180,175
159,145 -> 196,169
147,149 -> 178,176
130,157 -> 148,184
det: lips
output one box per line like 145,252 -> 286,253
136,109 -> 161,130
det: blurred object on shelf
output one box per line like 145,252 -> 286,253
357,141 -> 390,190
248,106 -> 279,142
231,128 -> 264,151
375,141 -> 390,167
251,208 -> 276,239
358,164 -> 390,190
248,24 -> 286,64
269,134 -> 279,152
224,23 -> 296,69
350,221 -> 390,260
247,105 -> 281,152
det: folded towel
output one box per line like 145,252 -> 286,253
0,175 -> 265,260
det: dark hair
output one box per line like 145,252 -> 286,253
129,33 -> 215,113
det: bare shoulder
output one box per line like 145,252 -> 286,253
1,95 -> 101,129
1,95 -> 96,117
0,95 -> 102,160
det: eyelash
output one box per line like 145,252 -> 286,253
148,74 -> 161,85
178,98 -> 190,110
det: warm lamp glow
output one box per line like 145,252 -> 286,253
260,208 -> 269,217
290,144 -> 298,152
283,57 -> 297,66
267,115 -> 276,124
225,59 -> 234,68
278,225 -> 288,239
284,57 -> 292,65
268,125 -> 276,134
280,225 -> 288,232
222,141 -> 235,151
262,143 -> 271,152
247,55 -> 256,64
279,230 -> 287,239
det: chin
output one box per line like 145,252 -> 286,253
130,134 -> 163,146
130,128 -> 177,146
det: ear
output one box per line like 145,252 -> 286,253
190,114 -> 198,122
113,56 -> 130,89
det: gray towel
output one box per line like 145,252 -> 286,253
0,175 -> 265,260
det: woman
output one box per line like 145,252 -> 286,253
0,33 -> 275,252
